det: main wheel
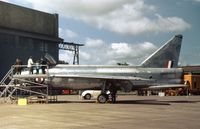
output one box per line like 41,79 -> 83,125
84,93 -> 91,100
97,93 -> 108,103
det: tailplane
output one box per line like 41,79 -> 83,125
141,34 -> 183,68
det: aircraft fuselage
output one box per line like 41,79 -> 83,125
47,64 -> 184,91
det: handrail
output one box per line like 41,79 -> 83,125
1,64 -> 49,85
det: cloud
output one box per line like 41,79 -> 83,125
153,14 -> 191,32
22,0 -> 190,35
78,38 -> 157,65
80,51 -> 91,61
59,28 -> 78,39
59,50 -> 73,63
1,0 -> 9,2
59,37 -> 157,65
85,38 -> 105,48
194,0 -> 200,2
108,43 -> 132,59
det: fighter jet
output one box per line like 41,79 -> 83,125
13,34 -> 185,103
44,34 -> 185,103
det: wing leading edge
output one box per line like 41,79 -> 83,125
50,74 -> 152,81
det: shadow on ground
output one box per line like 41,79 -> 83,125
48,99 -> 200,105
49,99 -> 170,105
115,100 -> 170,105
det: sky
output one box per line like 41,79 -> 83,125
2,0 -> 200,66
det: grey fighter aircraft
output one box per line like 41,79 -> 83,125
13,34 -> 185,103
45,34 -> 186,103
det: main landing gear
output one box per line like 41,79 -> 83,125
97,93 -> 108,103
97,81 -> 117,104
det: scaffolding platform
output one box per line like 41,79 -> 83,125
13,74 -> 48,78
0,65 -> 56,104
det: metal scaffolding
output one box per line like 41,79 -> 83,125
59,42 -> 84,65
0,65 -> 50,103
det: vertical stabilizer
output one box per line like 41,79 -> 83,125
141,34 -> 183,68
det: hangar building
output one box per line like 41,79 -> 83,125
0,1 -> 63,79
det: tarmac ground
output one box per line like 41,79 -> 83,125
0,95 -> 200,129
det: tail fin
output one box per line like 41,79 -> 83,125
141,34 -> 183,68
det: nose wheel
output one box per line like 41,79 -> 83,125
97,93 -> 108,103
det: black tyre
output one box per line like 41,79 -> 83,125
84,93 -> 91,100
97,93 -> 108,103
